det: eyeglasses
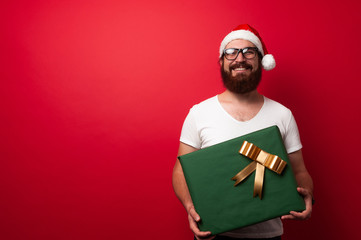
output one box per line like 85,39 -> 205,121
223,47 -> 259,61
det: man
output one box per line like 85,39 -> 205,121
172,24 -> 313,240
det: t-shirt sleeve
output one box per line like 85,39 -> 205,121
179,106 -> 201,149
284,113 -> 303,154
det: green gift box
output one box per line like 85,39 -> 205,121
178,125 -> 305,235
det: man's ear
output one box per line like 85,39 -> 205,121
219,58 -> 223,66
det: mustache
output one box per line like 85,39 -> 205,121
229,62 -> 253,70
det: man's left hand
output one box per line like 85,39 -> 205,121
281,187 -> 312,220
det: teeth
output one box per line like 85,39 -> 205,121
234,68 -> 246,70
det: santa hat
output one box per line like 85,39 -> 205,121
219,24 -> 276,71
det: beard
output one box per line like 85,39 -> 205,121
221,60 -> 262,94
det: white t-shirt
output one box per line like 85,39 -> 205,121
180,95 -> 302,238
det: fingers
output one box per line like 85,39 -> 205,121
189,216 -> 212,239
195,235 -> 216,240
188,207 -> 213,239
281,213 -> 296,220
297,187 -> 313,219
281,210 -> 309,220
297,187 -> 310,197
281,187 -> 312,220
281,209 -> 311,220
189,207 -> 201,222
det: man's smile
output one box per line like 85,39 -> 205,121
233,67 -> 247,71
230,64 -> 252,75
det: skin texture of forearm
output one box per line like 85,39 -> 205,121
288,150 -> 313,197
173,143 -> 199,211
172,160 -> 194,212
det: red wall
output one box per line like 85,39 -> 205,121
1,0 -> 360,239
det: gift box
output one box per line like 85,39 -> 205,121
178,125 -> 305,235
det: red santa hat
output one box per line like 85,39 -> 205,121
219,24 -> 276,71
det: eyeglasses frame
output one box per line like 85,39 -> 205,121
223,47 -> 260,61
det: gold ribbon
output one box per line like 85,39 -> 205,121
231,141 -> 287,199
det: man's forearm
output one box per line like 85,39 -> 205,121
288,150 -> 313,197
173,143 -> 200,211
172,160 -> 194,212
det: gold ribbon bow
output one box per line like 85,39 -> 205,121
231,141 -> 287,199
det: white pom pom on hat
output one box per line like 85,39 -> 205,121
219,24 -> 276,71
261,54 -> 276,71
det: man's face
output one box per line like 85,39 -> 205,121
220,39 -> 262,94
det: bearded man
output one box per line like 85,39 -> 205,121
172,24 -> 313,240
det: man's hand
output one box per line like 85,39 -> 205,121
281,187 -> 312,220
187,206 -> 215,240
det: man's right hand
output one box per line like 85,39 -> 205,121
187,206 -> 215,240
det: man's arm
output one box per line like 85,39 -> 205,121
282,149 -> 313,220
172,142 -> 214,239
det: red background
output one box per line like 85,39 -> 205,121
1,0 -> 361,239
